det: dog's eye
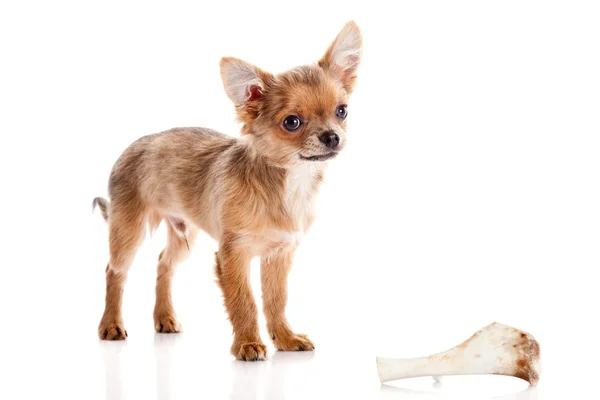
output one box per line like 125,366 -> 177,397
282,115 -> 302,132
336,104 -> 348,119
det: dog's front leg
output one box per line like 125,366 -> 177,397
261,248 -> 315,352
215,239 -> 266,361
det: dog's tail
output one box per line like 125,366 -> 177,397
92,197 -> 110,222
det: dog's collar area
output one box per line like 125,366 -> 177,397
299,152 -> 338,162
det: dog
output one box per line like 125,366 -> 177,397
93,21 -> 362,361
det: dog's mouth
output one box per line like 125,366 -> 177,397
299,152 -> 338,162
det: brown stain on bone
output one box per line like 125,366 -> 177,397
511,333 -> 541,385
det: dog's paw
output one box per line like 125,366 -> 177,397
273,333 -> 315,351
234,342 -> 268,361
99,322 -> 128,340
154,314 -> 182,333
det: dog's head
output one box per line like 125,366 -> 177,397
220,21 -> 362,167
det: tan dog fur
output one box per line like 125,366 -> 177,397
93,21 -> 362,361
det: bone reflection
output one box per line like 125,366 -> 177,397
380,384 -> 538,400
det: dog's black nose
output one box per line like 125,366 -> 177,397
318,131 -> 340,149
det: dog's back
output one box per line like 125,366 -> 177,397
96,127 -> 235,235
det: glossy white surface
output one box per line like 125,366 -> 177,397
4,321 -> 596,399
1,1 -> 599,399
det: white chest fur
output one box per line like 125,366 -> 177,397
284,163 -> 321,233
257,163 -> 323,259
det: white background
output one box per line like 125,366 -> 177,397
1,1 -> 599,399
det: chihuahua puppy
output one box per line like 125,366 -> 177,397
93,21 -> 362,361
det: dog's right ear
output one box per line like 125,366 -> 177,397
219,57 -> 272,107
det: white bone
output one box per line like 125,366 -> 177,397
376,322 -> 541,386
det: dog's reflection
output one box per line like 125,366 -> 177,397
100,333 -> 182,400
101,334 -> 315,400
154,333 -> 182,400
228,358 -> 268,399
229,350 -> 315,400
100,340 -> 127,400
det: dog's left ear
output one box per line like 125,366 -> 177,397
319,21 -> 363,94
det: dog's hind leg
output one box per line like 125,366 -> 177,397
98,198 -> 147,340
154,217 -> 197,333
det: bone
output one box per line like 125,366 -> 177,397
376,322 -> 540,386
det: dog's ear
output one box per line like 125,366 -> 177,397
220,57 -> 272,107
319,21 -> 363,94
